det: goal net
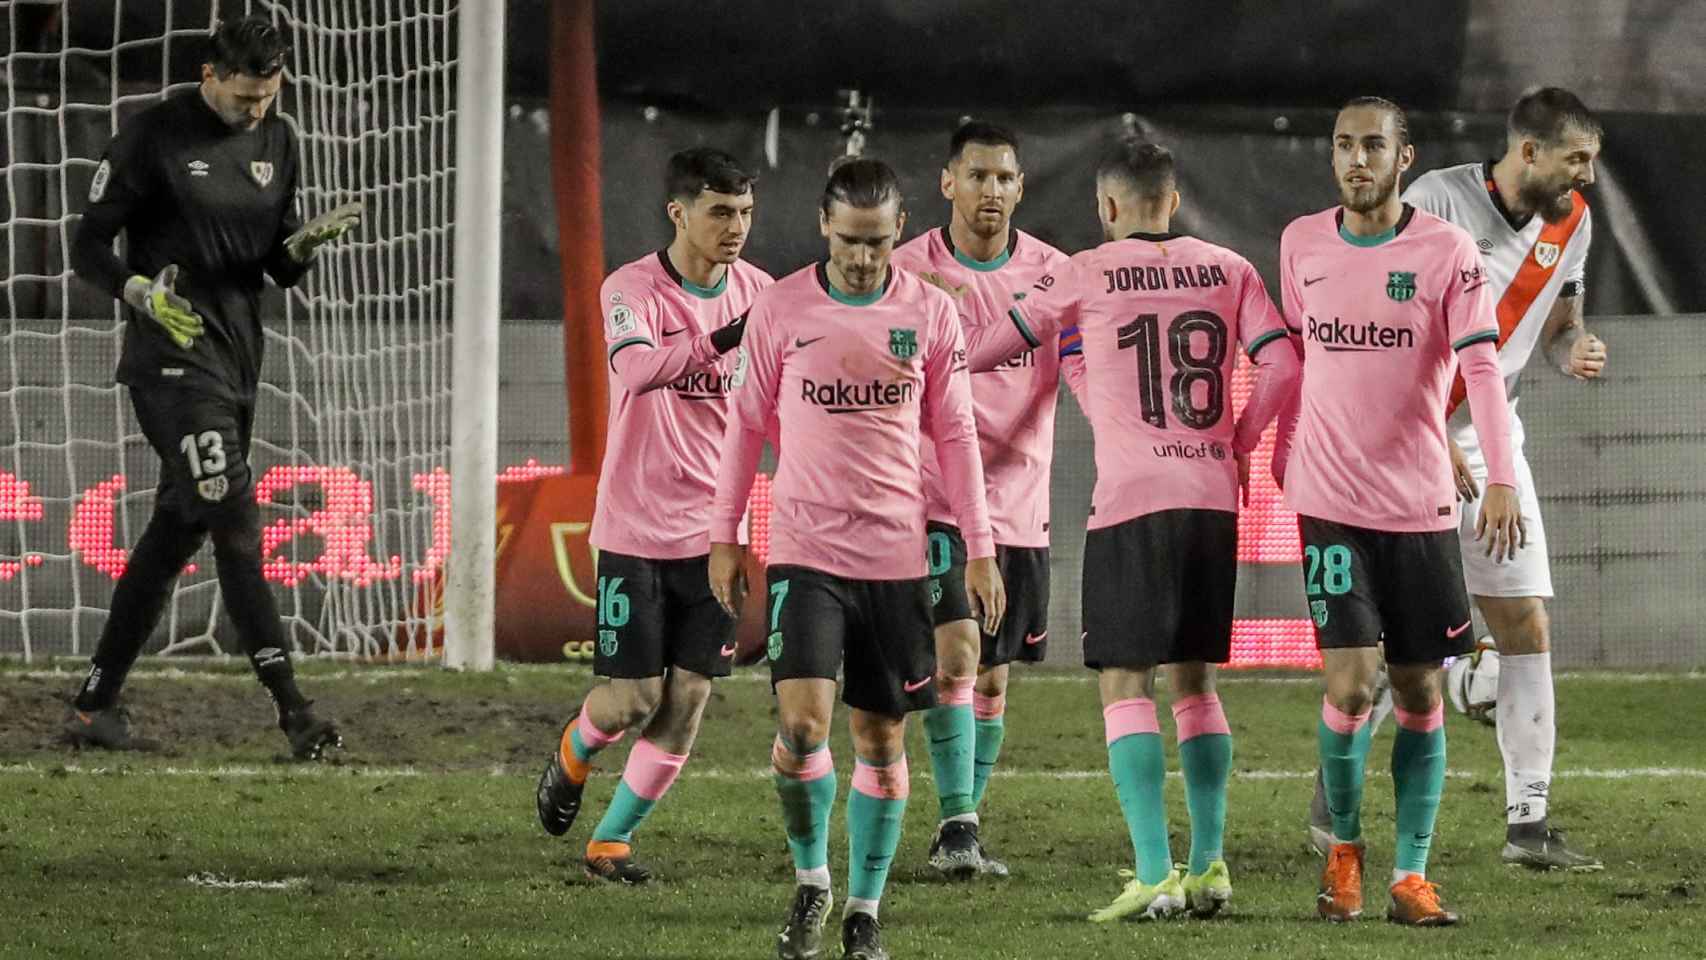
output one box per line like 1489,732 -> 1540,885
1,1 -> 459,660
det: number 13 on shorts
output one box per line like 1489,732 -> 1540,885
179,430 -> 227,478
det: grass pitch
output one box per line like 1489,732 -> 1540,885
2,662 -> 1702,959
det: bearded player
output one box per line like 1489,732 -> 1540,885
534,148 -> 769,883
1274,97 -> 1524,926
1305,87 -> 1604,872
889,121 -> 1081,879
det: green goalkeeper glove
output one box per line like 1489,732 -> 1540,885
122,265 -> 204,349
286,201 -> 364,263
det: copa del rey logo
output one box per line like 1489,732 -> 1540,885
1533,240 -> 1561,269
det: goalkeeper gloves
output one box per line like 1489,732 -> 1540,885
285,200 -> 364,263
709,312 -> 747,354
122,265 -> 204,349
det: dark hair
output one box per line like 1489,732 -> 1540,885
209,15 -> 288,78
1096,137 -> 1176,202
1339,95 -> 1410,147
947,120 -> 1020,166
819,156 -> 902,215
665,147 -> 756,203
1508,86 -> 1602,146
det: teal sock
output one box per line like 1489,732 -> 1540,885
569,724 -> 597,763
1392,723 -> 1447,875
775,768 -> 838,871
923,701 -> 976,819
848,761 -> 908,902
1108,732 -> 1171,884
590,782 -> 653,844
1318,709 -> 1374,844
1178,733 -> 1232,874
971,715 -> 1006,810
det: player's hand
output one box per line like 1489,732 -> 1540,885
964,556 -> 1006,637
918,271 -> 969,300
1566,333 -> 1607,379
1449,436 -> 1479,501
1474,483 -> 1527,563
123,265 -> 204,349
707,542 -> 747,618
1235,450 -> 1252,507
286,201 -> 364,263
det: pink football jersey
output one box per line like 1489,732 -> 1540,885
590,251 -> 773,558
965,232 -> 1295,529
711,263 -> 993,580
890,227 -> 1077,547
1276,205 -> 1515,532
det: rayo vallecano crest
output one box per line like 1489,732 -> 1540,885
1532,240 -> 1561,269
249,160 -> 274,188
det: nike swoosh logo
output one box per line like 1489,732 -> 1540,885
662,327 -> 687,336
1445,620 -> 1472,639
719,644 -> 737,657
903,676 -> 932,693
1303,275 -> 1328,287
794,336 -> 827,349
1024,631 -> 1047,646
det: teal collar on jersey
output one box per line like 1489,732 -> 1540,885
655,249 -> 728,299
940,225 -> 1019,272
1124,230 -> 1183,243
1335,204 -> 1416,247
816,261 -> 889,306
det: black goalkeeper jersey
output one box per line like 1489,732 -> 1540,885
71,89 -> 312,400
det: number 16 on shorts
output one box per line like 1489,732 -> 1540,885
597,575 -> 629,656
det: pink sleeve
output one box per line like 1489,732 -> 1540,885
1457,340 -> 1517,488
1270,239 -> 1306,486
965,262 -> 1078,371
609,330 -> 724,394
1235,336 -> 1299,457
1060,350 -> 1089,412
1440,233 -> 1515,488
709,306 -> 780,543
922,301 -> 994,559
1232,263 -> 1297,455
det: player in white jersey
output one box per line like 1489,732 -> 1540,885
1305,87 -> 1606,871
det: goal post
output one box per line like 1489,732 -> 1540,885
444,1 -> 506,671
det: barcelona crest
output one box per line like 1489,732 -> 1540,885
1386,271 -> 1416,302
889,327 -> 918,360
1311,599 -> 1329,628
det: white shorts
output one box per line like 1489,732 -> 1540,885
1452,409 -> 1553,599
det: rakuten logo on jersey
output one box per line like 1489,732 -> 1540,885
1306,315 -> 1416,352
669,369 -> 735,400
801,377 -> 917,414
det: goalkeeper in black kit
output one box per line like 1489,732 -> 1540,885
66,16 -> 361,760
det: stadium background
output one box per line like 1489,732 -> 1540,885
2,0 -> 1702,668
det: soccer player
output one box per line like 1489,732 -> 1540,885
533,148 -> 768,884
963,139 -> 1299,921
1274,97 -> 1525,926
1304,88 -> 1604,871
65,16 -> 361,760
708,158 -> 1004,960
888,121 -> 1080,879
